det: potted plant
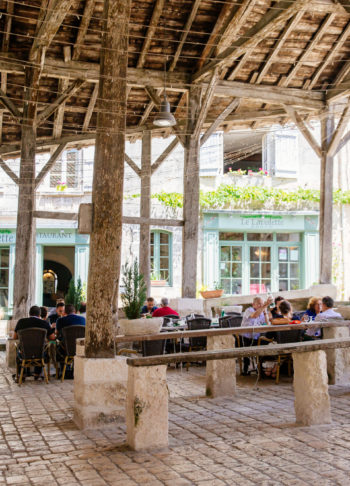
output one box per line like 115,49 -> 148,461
118,260 -> 163,335
65,277 -> 84,310
200,282 -> 224,299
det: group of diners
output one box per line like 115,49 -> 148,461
241,294 -> 342,375
141,297 -> 179,318
13,300 -> 86,382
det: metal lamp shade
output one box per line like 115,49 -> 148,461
153,96 -> 177,127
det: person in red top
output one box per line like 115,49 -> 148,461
152,297 -> 179,317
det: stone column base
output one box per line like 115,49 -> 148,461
293,350 -> 331,426
74,356 -> 128,429
206,334 -> 236,398
323,326 -> 350,384
126,365 -> 168,450
6,339 -> 18,369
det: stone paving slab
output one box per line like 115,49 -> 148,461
1,353 -> 350,485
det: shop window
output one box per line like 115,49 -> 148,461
0,248 -> 9,310
50,149 -> 79,189
247,233 -> 273,241
249,246 -> 271,294
276,233 -> 300,242
278,246 -> 300,291
220,245 -> 242,295
219,232 -> 244,241
150,231 -> 172,285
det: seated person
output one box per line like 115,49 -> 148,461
306,296 -> 342,339
302,297 -> 322,321
40,306 -> 49,323
49,302 -> 65,327
270,296 -> 284,319
56,304 -> 85,339
14,305 -> 55,380
79,302 -> 86,317
241,296 -> 273,375
271,300 -> 300,325
152,297 -> 179,317
141,297 -> 158,315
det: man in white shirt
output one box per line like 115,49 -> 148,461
307,296 -> 342,338
241,296 -> 273,375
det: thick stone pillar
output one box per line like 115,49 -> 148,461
126,365 -> 168,450
206,334 -> 236,397
139,130 -> 151,295
319,114 -> 334,284
323,326 -> 350,384
182,86 -> 201,298
293,350 -> 331,426
85,0 -> 130,358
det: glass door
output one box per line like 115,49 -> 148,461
277,245 -> 300,291
248,245 -> 272,294
219,245 -> 243,295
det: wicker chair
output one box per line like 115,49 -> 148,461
16,328 -> 49,385
60,325 -> 86,382
185,313 -> 204,322
184,317 -> 211,370
275,329 -> 303,384
218,315 -> 243,373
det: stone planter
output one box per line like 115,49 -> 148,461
200,289 -> 224,299
117,317 -> 163,336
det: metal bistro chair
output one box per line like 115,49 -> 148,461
60,325 -> 86,382
142,338 -> 167,357
16,328 -> 49,385
185,313 -> 204,322
185,317 -> 211,370
274,328 -> 303,384
162,314 -> 180,326
219,315 -> 243,373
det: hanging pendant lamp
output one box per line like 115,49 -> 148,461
153,58 -> 177,127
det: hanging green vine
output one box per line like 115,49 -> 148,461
127,185 -> 350,211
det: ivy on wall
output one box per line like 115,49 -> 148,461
127,185 -> 350,211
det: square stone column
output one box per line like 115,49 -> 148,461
206,334 -> 236,398
126,365 -> 168,450
74,356 -> 128,429
293,350 -> 331,426
323,326 -> 350,384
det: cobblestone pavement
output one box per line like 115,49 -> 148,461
1,353 -> 350,486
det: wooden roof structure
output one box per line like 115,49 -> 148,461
1,0 -> 350,156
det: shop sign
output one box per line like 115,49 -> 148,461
0,228 -> 89,244
240,214 -> 284,227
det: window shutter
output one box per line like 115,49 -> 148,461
263,130 -> 298,178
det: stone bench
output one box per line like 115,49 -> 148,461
125,337 -> 350,450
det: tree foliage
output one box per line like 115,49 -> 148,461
65,277 -> 84,311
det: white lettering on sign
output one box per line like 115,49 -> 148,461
240,217 -> 283,227
0,234 -> 15,243
37,232 -> 73,239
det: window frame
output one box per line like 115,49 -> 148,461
150,230 -> 173,287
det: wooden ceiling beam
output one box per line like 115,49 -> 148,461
197,0 -> 239,70
35,142 -> 67,187
151,138 -> 179,174
82,83 -> 99,131
255,11 -> 304,85
327,102 -> 350,155
169,0 -> 201,72
192,0 -> 308,83
308,20 -> 350,90
281,13 -> 336,87
30,0 -> 75,62
0,156 -> 19,184
200,98 -> 240,146
284,105 -> 322,157
72,0 -> 95,61
125,153 -> 141,176
53,46 -> 71,138
0,87 -> 22,122
36,78 -> 85,126
194,69 -> 218,139
137,0 -> 165,69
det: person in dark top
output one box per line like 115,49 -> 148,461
14,305 -> 55,380
270,296 -> 284,319
49,302 -> 65,327
40,306 -> 49,323
56,304 -> 85,339
141,297 -> 158,315
271,300 -> 300,325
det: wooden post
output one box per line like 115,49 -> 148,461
182,87 -> 202,298
12,68 -> 39,319
85,0 -> 130,358
140,130 -> 151,295
319,113 -> 334,284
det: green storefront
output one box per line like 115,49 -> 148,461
0,227 -> 89,316
203,210 -> 319,295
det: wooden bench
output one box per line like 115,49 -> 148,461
125,337 -> 350,450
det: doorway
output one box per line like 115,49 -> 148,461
43,246 -> 75,307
